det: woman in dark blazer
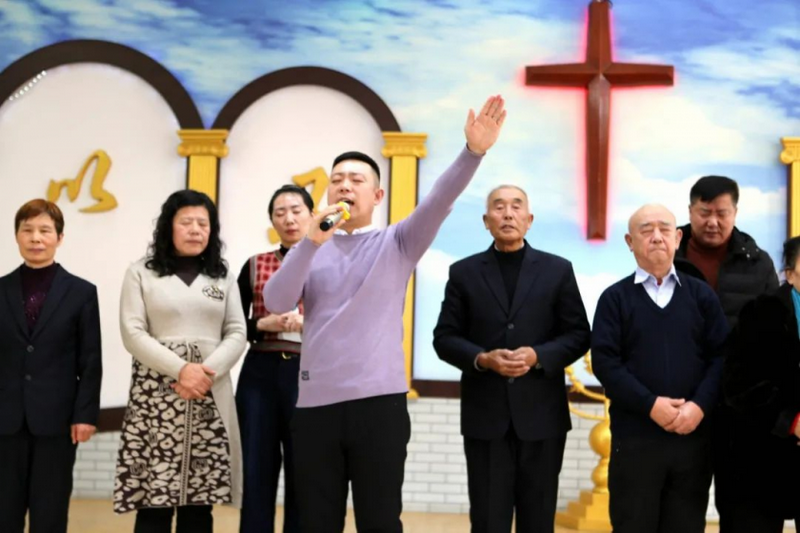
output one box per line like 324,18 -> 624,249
0,199 -> 102,533
724,236 -> 800,532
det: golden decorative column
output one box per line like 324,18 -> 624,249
177,130 -> 230,203
382,132 -> 428,400
781,137 -> 800,237
556,355 -> 612,531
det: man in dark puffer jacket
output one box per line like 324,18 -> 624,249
675,175 -> 778,533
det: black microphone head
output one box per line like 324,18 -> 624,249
319,202 -> 349,231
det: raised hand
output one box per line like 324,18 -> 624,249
465,95 -> 507,155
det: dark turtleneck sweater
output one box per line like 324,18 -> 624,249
492,244 -> 525,301
20,262 -> 59,331
174,255 -> 203,287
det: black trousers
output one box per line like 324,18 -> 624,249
134,505 -> 212,533
464,428 -> 567,533
711,406 -> 799,533
609,434 -> 712,533
0,423 -> 77,533
236,350 -> 300,533
292,393 -> 411,533
712,405 -> 737,532
718,502 -> 798,533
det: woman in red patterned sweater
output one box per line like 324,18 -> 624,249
235,185 -> 313,533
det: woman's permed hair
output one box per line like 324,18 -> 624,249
145,189 -> 228,279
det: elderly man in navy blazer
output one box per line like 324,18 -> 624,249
0,199 -> 102,533
434,185 -> 590,533
592,204 -> 729,533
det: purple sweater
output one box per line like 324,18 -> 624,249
263,148 -> 483,407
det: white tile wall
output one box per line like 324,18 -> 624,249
73,399 -> 724,521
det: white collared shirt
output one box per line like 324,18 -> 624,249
634,265 -> 681,308
334,224 -> 377,236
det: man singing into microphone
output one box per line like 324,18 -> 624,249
264,95 -> 506,532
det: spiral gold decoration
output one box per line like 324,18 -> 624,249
555,352 -> 612,531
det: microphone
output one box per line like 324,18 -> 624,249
320,202 -> 351,231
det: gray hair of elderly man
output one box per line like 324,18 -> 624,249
484,184 -> 529,211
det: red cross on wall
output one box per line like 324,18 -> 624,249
526,0 -> 674,240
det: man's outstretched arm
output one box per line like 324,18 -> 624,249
396,95 -> 507,262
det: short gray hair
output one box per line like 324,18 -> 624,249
485,185 -> 529,211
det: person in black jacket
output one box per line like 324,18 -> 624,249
434,185 -> 590,533
674,176 -> 778,532
0,199 -> 102,533
675,175 -> 777,328
593,204 -> 729,533
723,236 -> 800,532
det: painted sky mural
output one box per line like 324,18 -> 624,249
2,0 -> 798,381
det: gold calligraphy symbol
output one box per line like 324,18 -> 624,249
268,167 -> 329,244
46,150 -> 118,213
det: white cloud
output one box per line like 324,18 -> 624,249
575,271 -> 622,324
609,157 -> 785,225
619,79 -> 794,159
0,0 -> 54,46
683,28 -> 800,86
36,0 -> 200,27
25,0 -> 272,112
612,90 -> 749,162
416,247 -> 459,285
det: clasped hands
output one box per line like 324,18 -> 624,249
650,397 -> 704,435
257,312 -> 303,333
172,362 -> 216,400
477,347 -> 537,377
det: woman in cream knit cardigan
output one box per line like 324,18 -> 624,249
113,190 -> 247,533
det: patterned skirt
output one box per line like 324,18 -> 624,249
114,342 -> 232,513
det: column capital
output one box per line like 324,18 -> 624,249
781,137 -> 800,165
381,132 -> 428,159
177,129 -> 230,158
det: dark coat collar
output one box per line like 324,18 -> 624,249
4,264 -> 71,339
677,224 -> 762,258
480,241 -> 541,319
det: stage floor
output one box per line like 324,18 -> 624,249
60,499 -> 732,532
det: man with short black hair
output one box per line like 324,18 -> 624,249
677,175 -> 777,326
264,96 -> 507,532
675,175 -> 778,532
